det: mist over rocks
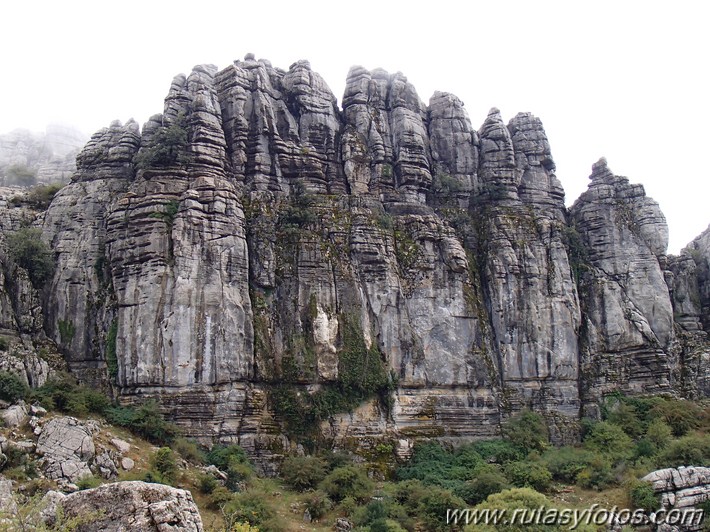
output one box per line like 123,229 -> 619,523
1,54 -> 708,464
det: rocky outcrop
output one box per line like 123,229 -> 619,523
41,481 -> 203,531
642,467 -> 710,531
0,124 -> 86,186
570,159 -> 675,415
36,417 -> 99,483
0,55 -> 704,459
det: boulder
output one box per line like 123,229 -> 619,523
35,417 -> 98,482
42,481 -> 203,531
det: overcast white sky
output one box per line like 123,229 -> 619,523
1,0 -> 707,253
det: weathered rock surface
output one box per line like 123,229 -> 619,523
570,158 -> 676,415
643,467 -> 710,531
41,481 -> 203,531
0,56 -> 705,460
1,401 -> 29,427
36,417 -> 98,482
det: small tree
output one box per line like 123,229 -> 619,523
0,371 -> 28,402
6,227 -> 54,288
320,465 -> 373,503
147,447 -> 178,485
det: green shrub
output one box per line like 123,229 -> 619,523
281,455 -> 327,491
20,183 -> 62,209
658,433 -> 710,467
502,410 -> 549,455
104,400 -> 179,445
503,460 -> 552,492
0,371 -> 28,402
455,466 -> 509,504
604,400 -> 644,438
76,475 -> 103,490
645,419 -> 673,451
417,486 -> 466,532
583,421 -> 635,462
147,447 -> 178,485
222,492 -> 275,527
320,465 -> 373,503
468,487 -> 593,532
472,439 -> 525,464
576,454 -> 616,490
303,490 -> 333,520
206,486 -> 234,510
206,444 -> 249,471
6,227 -> 54,288
543,446 -> 597,483
0,336 -> 9,352
197,473 -> 217,494
27,373 -> 110,417
652,399 -> 703,437
105,319 -> 118,380
628,480 -> 658,512
393,478 -> 428,511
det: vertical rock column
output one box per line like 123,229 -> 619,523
571,159 -> 674,415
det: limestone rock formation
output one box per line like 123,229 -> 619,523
0,55 -> 705,461
36,417 -> 99,482
41,481 -> 203,531
642,467 -> 710,531
0,124 -> 86,186
570,158 -> 675,415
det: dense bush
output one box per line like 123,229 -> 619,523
0,336 -> 9,352
280,455 -> 327,491
503,460 -> 552,492
628,480 -> 658,512
205,444 -> 252,491
417,486 -> 466,532
303,490 -> 333,520
0,371 -> 28,402
320,465 -> 373,503
542,446 -> 598,483
173,437 -> 205,465
146,447 -> 178,485
502,410 -> 549,454
583,421 -> 635,462
455,465 -> 509,504
652,399 -> 703,437
468,488 -> 596,532
28,373 -> 109,416
222,492 -> 275,528
645,418 -> 673,451
657,433 -> 710,467
6,227 -> 55,287
576,454 -> 616,490
104,400 -> 179,445
472,439 -> 525,464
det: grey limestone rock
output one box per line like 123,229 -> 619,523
0,55 -> 705,460
571,158 -> 675,413
41,482 -> 203,531
36,417 -> 98,482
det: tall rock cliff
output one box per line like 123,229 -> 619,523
2,55 -> 708,467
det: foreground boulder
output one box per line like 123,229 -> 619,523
643,466 -> 710,509
642,467 -> 710,531
42,481 -> 203,531
35,416 -> 98,482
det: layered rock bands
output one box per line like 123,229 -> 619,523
3,55 -> 705,467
